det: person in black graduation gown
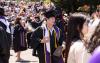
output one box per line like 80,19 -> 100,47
0,7 -> 11,63
31,10 -> 64,63
13,17 -> 27,61
26,16 -> 43,56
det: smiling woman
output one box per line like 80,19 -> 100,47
66,13 -> 90,63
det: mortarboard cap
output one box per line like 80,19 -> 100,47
44,10 -> 56,18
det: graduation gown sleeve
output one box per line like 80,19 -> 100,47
0,27 -> 9,55
31,27 -> 43,49
0,26 -> 10,63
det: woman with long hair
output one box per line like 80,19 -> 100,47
66,13 -> 89,63
13,17 -> 27,61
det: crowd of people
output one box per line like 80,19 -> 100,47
0,1 -> 100,63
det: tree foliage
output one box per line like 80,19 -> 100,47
52,0 -> 100,12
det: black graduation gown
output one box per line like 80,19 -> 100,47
27,20 -> 42,48
0,21 -> 11,63
13,24 -> 27,52
31,26 -> 64,63
31,20 -> 43,29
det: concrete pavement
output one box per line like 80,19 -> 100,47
9,49 -> 39,63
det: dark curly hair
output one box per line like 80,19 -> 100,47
88,23 -> 100,53
67,13 -> 87,42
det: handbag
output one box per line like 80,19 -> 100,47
53,46 -> 63,57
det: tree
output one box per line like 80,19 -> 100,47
51,0 -> 100,13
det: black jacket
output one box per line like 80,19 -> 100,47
0,21 -> 11,63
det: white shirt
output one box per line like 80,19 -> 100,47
41,23 -> 55,53
67,40 -> 91,63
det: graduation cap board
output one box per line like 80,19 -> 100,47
44,10 -> 56,19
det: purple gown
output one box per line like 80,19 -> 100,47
88,46 -> 100,63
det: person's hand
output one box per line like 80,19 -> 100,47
62,41 -> 66,51
92,12 -> 98,20
41,36 -> 50,43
